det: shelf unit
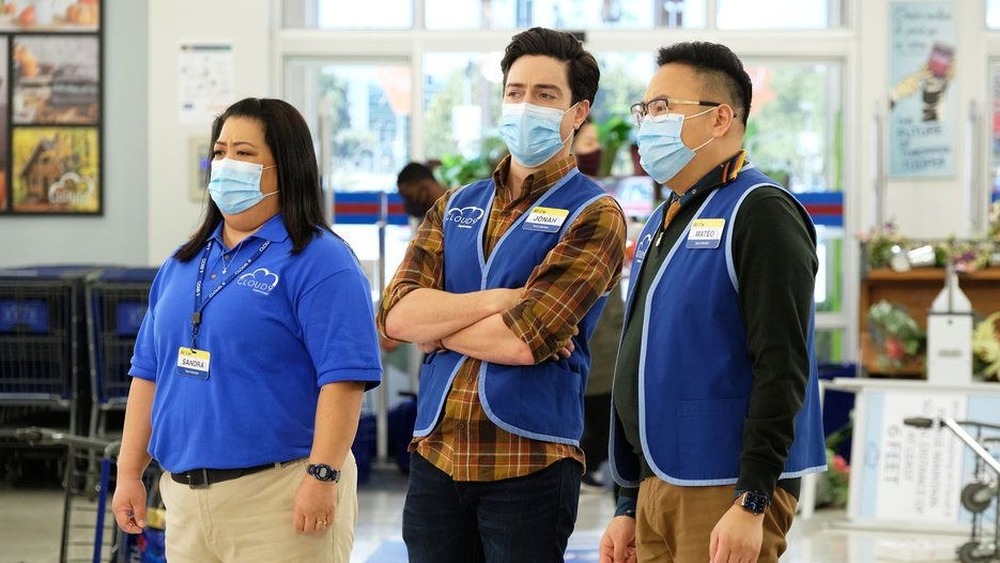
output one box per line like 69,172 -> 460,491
859,268 -> 1000,377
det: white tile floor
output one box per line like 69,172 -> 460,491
0,464 -> 976,563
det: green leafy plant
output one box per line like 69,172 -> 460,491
596,114 -> 633,177
867,300 -> 925,371
817,421 -> 852,509
857,221 -> 908,270
973,311 -> 1000,381
434,137 -> 508,188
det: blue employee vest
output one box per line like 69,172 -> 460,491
413,169 -> 612,445
610,166 -> 827,486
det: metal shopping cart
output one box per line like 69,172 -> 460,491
1,266 -> 98,435
14,426 -> 165,563
903,416 -> 1000,563
84,267 -> 157,439
1,266 -> 99,484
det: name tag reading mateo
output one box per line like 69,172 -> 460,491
686,218 -> 725,249
176,347 -> 211,379
523,206 -> 569,233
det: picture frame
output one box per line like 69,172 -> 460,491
1,0 -> 102,215
0,1 -> 100,33
10,126 -> 99,213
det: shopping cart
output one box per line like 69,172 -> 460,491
1,266 -> 98,437
84,267 -> 157,439
14,426 -> 165,563
903,416 -> 1000,563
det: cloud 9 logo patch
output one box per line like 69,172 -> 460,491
445,206 -> 485,229
237,268 -> 279,295
634,233 -> 653,263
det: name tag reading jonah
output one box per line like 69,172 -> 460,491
686,218 -> 725,249
176,347 -> 211,379
523,206 -> 569,233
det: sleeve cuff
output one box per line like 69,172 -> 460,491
736,458 -> 780,501
614,487 -> 638,518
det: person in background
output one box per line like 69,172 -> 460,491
578,279 -> 623,494
112,97 -> 382,563
378,27 -> 626,562
573,116 -> 603,177
384,161 -> 448,354
600,42 -> 826,563
572,116 -> 620,494
397,161 -> 447,220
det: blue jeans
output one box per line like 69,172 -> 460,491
402,453 -> 581,563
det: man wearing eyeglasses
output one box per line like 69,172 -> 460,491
599,42 -> 827,563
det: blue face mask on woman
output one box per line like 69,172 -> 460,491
636,107 -> 716,184
207,158 -> 278,215
499,102 -> 577,168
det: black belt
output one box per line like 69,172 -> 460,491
170,461 -> 290,489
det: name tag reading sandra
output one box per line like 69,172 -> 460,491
523,206 -> 569,233
686,218 -> 725,249
176,347 -> 211,379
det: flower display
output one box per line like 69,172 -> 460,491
818,422 -> 852,509
973,311 -> 1000,382
858,221 -> 908,270
867,300 -> 925,371
934,237 -> 993,273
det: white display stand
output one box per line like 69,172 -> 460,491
823,378 -> 1000,532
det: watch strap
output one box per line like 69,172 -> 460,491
733,489 -> 770,515
306,463 -> 341,483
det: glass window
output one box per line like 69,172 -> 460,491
814,329 -> 847,364
422,52 -> 505,175
742,61 -> 843,193
591,53 -> 654,176
990,0 -> 1000,29
283,0 -> 412,29
424,0 -> 705,30
815,229 -> 844,314
284,59 -> 412,193
717,0 -> 840,29
742,60 -> 844,313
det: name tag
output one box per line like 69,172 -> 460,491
176,347 -> 211,379
523,206 -> 569,233
686,218 -> 725,249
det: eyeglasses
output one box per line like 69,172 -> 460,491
630,97 -> 721,126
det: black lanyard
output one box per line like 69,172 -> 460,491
191,238 -> 271,347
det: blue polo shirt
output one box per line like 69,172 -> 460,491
129,215 -> 382,473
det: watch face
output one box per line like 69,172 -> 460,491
741,492 -> 769,514
308,464 -> 339,482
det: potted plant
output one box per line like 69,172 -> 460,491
596,114 -> 633,177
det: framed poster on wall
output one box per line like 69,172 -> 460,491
0,0 -> 102,215
888,1 -> 957,178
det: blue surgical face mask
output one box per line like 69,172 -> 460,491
207,158 -> 278,215
499,102 -> 577,168
636,107 -> 716,184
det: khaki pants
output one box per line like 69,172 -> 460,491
159,453 -> 358,563
635,478 -> 796,563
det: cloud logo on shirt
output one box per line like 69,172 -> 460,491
445,206 -> 485,229
237,268 -> 280,295
634,233 -> 653,264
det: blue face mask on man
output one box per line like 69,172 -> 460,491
207,158 -> 278,215
636,107 -> 716,184
499,102 -> 577,168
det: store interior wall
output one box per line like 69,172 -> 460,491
858,0 -> 990,241
0,0 -> 149,268
146,0 -> 270,265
